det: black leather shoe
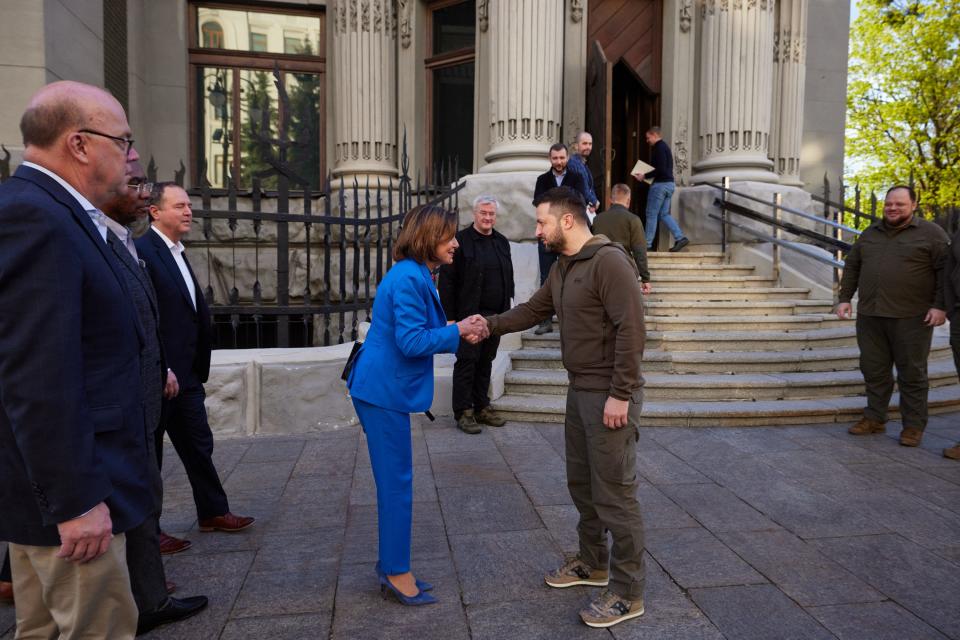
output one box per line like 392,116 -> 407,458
136,595 -> 209,636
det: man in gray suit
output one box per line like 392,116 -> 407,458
100,164 -> 208,634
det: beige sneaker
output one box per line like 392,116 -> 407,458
899,427 -> 923,447
848,418 -> 886,435
456,410 -> 482,435
943,442 -> 960,459
544,556 -> 609,588
579,589 -> 645,628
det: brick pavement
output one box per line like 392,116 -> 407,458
2,415 -> 959,639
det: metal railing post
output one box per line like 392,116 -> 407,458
721,176 -> 730,259
833,201 -> 843,306
773,192 -> 782,286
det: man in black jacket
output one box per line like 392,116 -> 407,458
533,143 -> 586,334
439,195 -> 515,434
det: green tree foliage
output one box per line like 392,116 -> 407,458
846,0 -> 960,212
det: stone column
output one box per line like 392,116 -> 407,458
478,0 -> 565,173
769,0 -> 807,185
330,0 -> 397,181
692,0 -> 779,184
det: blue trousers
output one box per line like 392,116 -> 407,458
644,181 -> 683,248
352,397 -> 414,575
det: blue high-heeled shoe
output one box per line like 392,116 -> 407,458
375,561 -> 433,592
378,573 -> 438,606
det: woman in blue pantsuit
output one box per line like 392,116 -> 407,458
348,205 -> 488,606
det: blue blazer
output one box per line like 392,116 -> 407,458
348,258 -> 460,413
135,228 -> 213,388
0,165 -> 153,545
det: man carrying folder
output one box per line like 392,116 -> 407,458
634,127 -> 687,252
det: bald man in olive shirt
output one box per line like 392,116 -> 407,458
837,185 -> 949,447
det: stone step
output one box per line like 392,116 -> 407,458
651,275 -> 778,288
510,340 -> 954,373
644,300 -> 834,316
651,264 -> 757,277
490,383 -> 960,427
647,251 -> 725,264
520,326 -> 859,352
646,287 -> 811,302
646,314 -> 848,331
503,358 -> 958,401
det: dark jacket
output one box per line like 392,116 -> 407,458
839,216 -> 948,318
533,169 -> 586,205
438,225 -> 515,320
947,227 -> 960,319
591,204 -> 650,282
135,228 -> 214,387
0,165 -> 153,545
488,235 -> 645,399
645,139 -> 674,183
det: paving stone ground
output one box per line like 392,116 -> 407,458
2,415 -> 959,639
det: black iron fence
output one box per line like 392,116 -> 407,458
814,175 -> 960,236
183,140 -> 463,349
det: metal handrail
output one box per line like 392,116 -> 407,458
707,213 -> 844,269
707,181 -> 863,237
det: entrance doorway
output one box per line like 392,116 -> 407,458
610,61 -> 659,219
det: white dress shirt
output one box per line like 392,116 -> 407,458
151,226 -> 196,310
21,161 -> 107,241
101,215 -> 139,259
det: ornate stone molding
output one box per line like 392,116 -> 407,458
570,0 -> 584,23
398,0 -> 411,47
478,0 -> 489,32
674,122 -> 690,180
680,0 -> 693,32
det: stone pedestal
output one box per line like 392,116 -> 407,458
478,0 -> 565,173
330,0 -> 398,183
770,0 -> 808,186
692,0 -> 779,184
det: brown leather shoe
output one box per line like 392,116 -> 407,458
166,581 -> 177,594
848,418 -> 886,436
944,443 -> 960,459
0,580 -> 13,603
198,512 -> 256,533
899,427 -> 923,447
159,531 -> 192,555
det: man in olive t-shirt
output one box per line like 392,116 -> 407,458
836,185 -> 949,447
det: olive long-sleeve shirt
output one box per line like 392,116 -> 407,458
838,216 -> 949,317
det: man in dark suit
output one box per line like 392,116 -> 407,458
533,143 -> 586,334
101,164 -> 209,634
0,81 -> 150,638
135,183 -> 255,535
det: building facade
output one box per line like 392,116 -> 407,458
1,0 -> 849,217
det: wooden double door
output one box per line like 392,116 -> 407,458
584,0 -> 662,215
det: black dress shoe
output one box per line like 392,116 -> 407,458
136,595 -> 209,636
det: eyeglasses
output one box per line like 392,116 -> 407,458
127,181 -> 155,196
78,129 -> 135,156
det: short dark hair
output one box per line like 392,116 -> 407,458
885,184 -> 917,203
646,126 -> 662,136
611,183 -> 631,200
536,186 -> 589,226
548,143 -> 567,155
150,182 -> 181,207
20,97 -> 85,149
393,204 -> 459,263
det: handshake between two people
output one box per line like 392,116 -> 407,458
456,314 -> 491,344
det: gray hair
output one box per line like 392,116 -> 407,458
472,194 -> 500,212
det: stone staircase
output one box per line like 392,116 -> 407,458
491,251 -> 960,427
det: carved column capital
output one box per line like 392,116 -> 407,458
570,0 -> 584,23
478,0 -> 489,32
680,0 -> 694,32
